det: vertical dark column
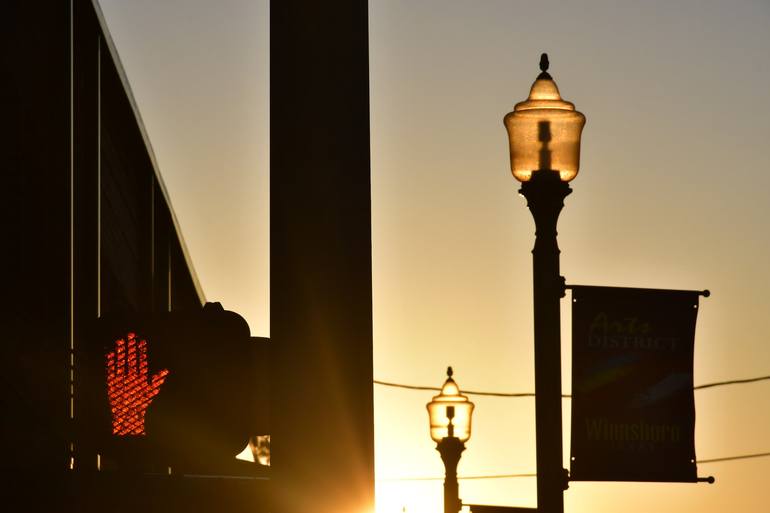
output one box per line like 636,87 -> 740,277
270,2 -> 374,513
520,171 -> 570,513
72,0 -> 101,471
3,0 -> 71,476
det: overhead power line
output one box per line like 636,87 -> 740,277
374,380 -> 537,397
379,452 -> 770,482
379,473 -> 536,482
693,375 -> 770,390
697,452 -> 770,464
375,376 -> 770,484
374,374 -> 770,398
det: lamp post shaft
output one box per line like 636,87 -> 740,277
520,170 -> 571,513
437,437 -> 465,513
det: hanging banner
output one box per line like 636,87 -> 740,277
569,285 -> 703,482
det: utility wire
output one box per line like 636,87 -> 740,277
379,473 -> 536,482
697,452 -> 770,464
374,374 -> 770,398
379,452 -> 770,482
375,376 -> 770,482
374,380 -> 537,397
693,375 -> 770,390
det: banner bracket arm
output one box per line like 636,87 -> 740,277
697,476 -> 716,484
563,285 -> 711,298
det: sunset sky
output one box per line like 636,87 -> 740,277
97,1 -> 770,512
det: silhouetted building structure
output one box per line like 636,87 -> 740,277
4,1 -> 267,511
5,0 -> 374,511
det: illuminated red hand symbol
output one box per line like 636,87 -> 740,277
106,333 -> 169,435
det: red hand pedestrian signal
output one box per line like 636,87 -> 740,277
106,333 -> 169,435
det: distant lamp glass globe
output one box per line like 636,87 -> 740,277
503,53 -> 586,182
427,367 -> 475,443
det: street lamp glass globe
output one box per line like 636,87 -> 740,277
426,367 -> 475,443
503,54 -> 586,182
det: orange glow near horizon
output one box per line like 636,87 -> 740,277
106,332 -> 169,435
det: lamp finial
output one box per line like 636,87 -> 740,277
537,53 -> 552,80
540,53 -> 549,72
447,366 -> 453,378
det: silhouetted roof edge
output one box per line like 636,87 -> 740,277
91,0 -> 206,306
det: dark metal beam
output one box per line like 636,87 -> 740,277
270,2 -> 375,513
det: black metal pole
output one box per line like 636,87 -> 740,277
519,169 -> 570,513
437,436 -> 465,513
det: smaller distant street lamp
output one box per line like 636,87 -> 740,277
427,367 -> 475,513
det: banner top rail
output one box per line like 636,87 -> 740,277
565,284 -> 710,298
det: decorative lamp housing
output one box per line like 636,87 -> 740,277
503,53 -> 586,182
426,367 -> 475,443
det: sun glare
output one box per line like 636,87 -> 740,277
376,481 -> 445,513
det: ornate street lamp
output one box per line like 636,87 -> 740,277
427,367 -> 475,513
504,53 -> 585,183
503,53 -> 586,513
